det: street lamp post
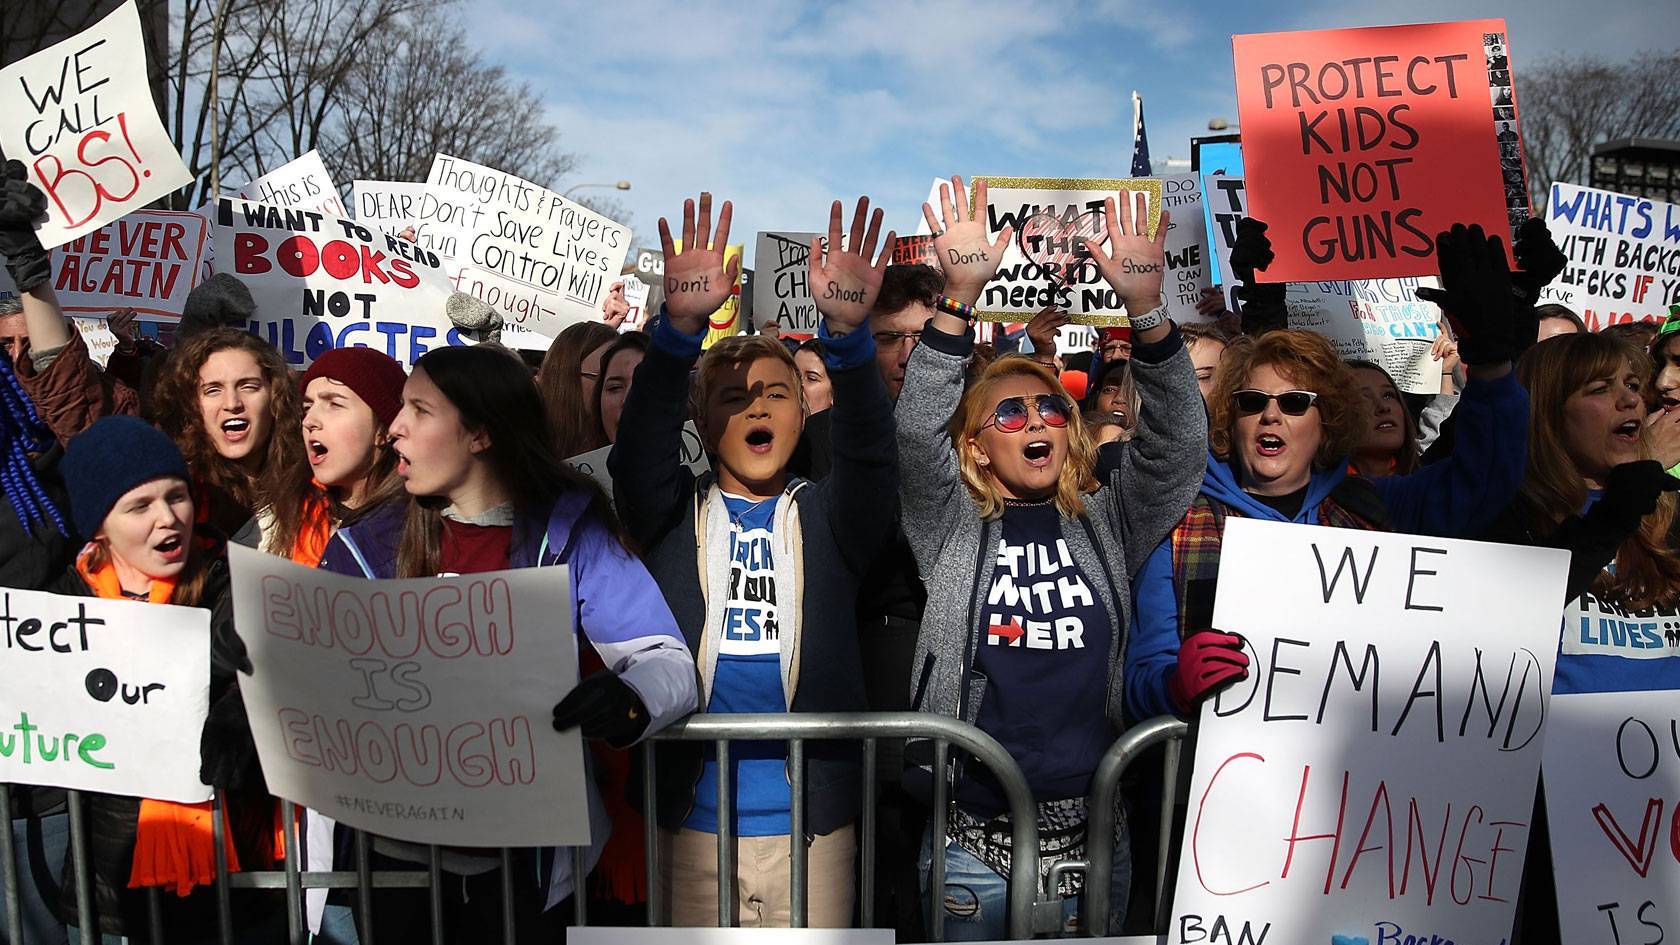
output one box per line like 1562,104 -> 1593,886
563,181 -> 632,200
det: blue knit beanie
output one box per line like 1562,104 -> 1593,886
61,416 -> 190,539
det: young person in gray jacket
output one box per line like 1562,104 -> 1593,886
896,178 -> 1207,939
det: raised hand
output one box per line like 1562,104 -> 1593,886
1085,190 -> 1169,311
658,193 -> 739,335
924,175 -> 1012,304
1416,223 -> 1516,367
1025,305 -> 1068,363
108,308 -> 138,350
0,160 -> 50,292
809,196 -> 894,334
601,280 -> 629,328
1510,218 -> 1566,305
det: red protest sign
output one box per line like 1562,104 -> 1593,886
1233,20 -> 1513,281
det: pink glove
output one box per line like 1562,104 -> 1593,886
1169,631 -> 1250,714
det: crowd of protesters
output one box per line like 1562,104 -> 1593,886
1,153 -> 1677,945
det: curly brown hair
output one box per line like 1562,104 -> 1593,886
1208,330 -> 1368,471
149,328 -> 315,555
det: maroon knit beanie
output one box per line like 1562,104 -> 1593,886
299,348 -> 407,426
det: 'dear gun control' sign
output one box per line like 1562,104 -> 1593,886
1233,20 -> 1515,282
1171,519 -> 1569,945
0,589 -> 211,802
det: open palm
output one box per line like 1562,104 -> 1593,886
658,193 -> 739,335
809,196 -> 894,333
1086,190 -> 1169,309
924,176 -> 1012,302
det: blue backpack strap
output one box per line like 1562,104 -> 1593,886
339,530 -> 376,578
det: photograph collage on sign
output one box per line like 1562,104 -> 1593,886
1484,30 -> 1532,233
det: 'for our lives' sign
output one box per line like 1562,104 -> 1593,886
227,545 -> 591,847
0,0 -> 194,248
0,588 -> 211,803
1543,690 -> 1680,944
1171,519 -> 1568,945
214,197 -> 460,369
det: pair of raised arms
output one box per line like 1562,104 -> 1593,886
657,177 -> 1171,337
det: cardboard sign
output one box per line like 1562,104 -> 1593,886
417,154 -> 631,338
567,421 -> 709,499
228,545 -> 590,847
72,316 -> 118,367
213,197 -> 459,369
1543,182 -> 1680,331
0,0 -> 194,248
352,180 -> 426,234
1232,20 -> 1513,281
1543,689 -> 1680,943
753,232 -> 821,336
1159,175 -> 1214,324
1286,278 -> 1442,394
1204,175 -> 1250,312
240,151 -> 348,219
970,177 -> 1162,326
48,209 -> 207,320
0,587 -> 210,803
1171,519 -> 1568,945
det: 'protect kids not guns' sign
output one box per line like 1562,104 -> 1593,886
1171,519 -> 1568,945
0,588 -> 210,803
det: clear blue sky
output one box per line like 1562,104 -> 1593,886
462,0 -> 1662,266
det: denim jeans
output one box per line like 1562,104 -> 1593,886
917,823 -> 1131,941
3,813 -> 70,945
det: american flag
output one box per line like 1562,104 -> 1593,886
1130,91 -> 1152,177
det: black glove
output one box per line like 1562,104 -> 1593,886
1593,460 -> 1680,532
552,672 -> 651,748
0,160 -> 51,292
1510,218 -> 1567,307
1228,217 -> 1288,335
1415,224 -> 1517,366
199,686 -> 261,790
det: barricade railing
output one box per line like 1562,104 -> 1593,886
1,710 -> 1076,944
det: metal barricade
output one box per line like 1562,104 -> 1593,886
1071,714 -> 1190,937
0,711 -> 1059,944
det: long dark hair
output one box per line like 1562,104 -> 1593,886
1345,359 -> 1420,475
536,321 -> 617,458
150,328 -> 319,554
395,345 -> 625,577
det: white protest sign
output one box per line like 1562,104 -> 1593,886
228,544 -> 589,847
0,0 -> 194,248
1543,181 -> 1680,331
213,197 -> 458,369
72,317 -> 117,367
972,177 -> 1162,326
566,421 -> 709,499
1159,174 -> 1214,324
352,180 -> 425,234
1286,279 -> 1443,395
619,276 -> 650,331
1559,590 -> 1680,665
569,930 -> 893,944
1204,175 -> 1248,310
1172,518 -> 1568,945
0,587 -> 210,802
1544,689 -> 1680,943
417,154 -> 631,338
753,231 -> 820,336
49,209 -> 207,320
240,150 -> 348,218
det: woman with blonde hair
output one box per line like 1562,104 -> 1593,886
897,178 -> 1207,938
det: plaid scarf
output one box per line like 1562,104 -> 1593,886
1169,479 -> 1389,639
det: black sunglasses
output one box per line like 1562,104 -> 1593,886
1232,389 -> 1319,416
984,394 -> 1072,432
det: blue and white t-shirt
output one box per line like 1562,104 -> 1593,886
684,492 -> 792,835
1554,493 -> 1680,695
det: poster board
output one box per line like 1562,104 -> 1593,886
227,544 -> 590,847
240,150 -> 348,218
1543,689 -> 1680,943
416,154 -> 631,339
213,197 -> 458,368
1171,518 -> 1568,945
1232,20 -> 1514,281
753,231 -> 821,336
352,180 -> 426,234
1204,174 -> 1249,312
970,177 -> 1162,326
1286,278 -> 1442,394
48,209 -> 207,320
0,0 -> 194,248
566,421 -> 709,500
0,587 -> 210,802
1159,174 -> 1214,324
1542,181 -> 1680,331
